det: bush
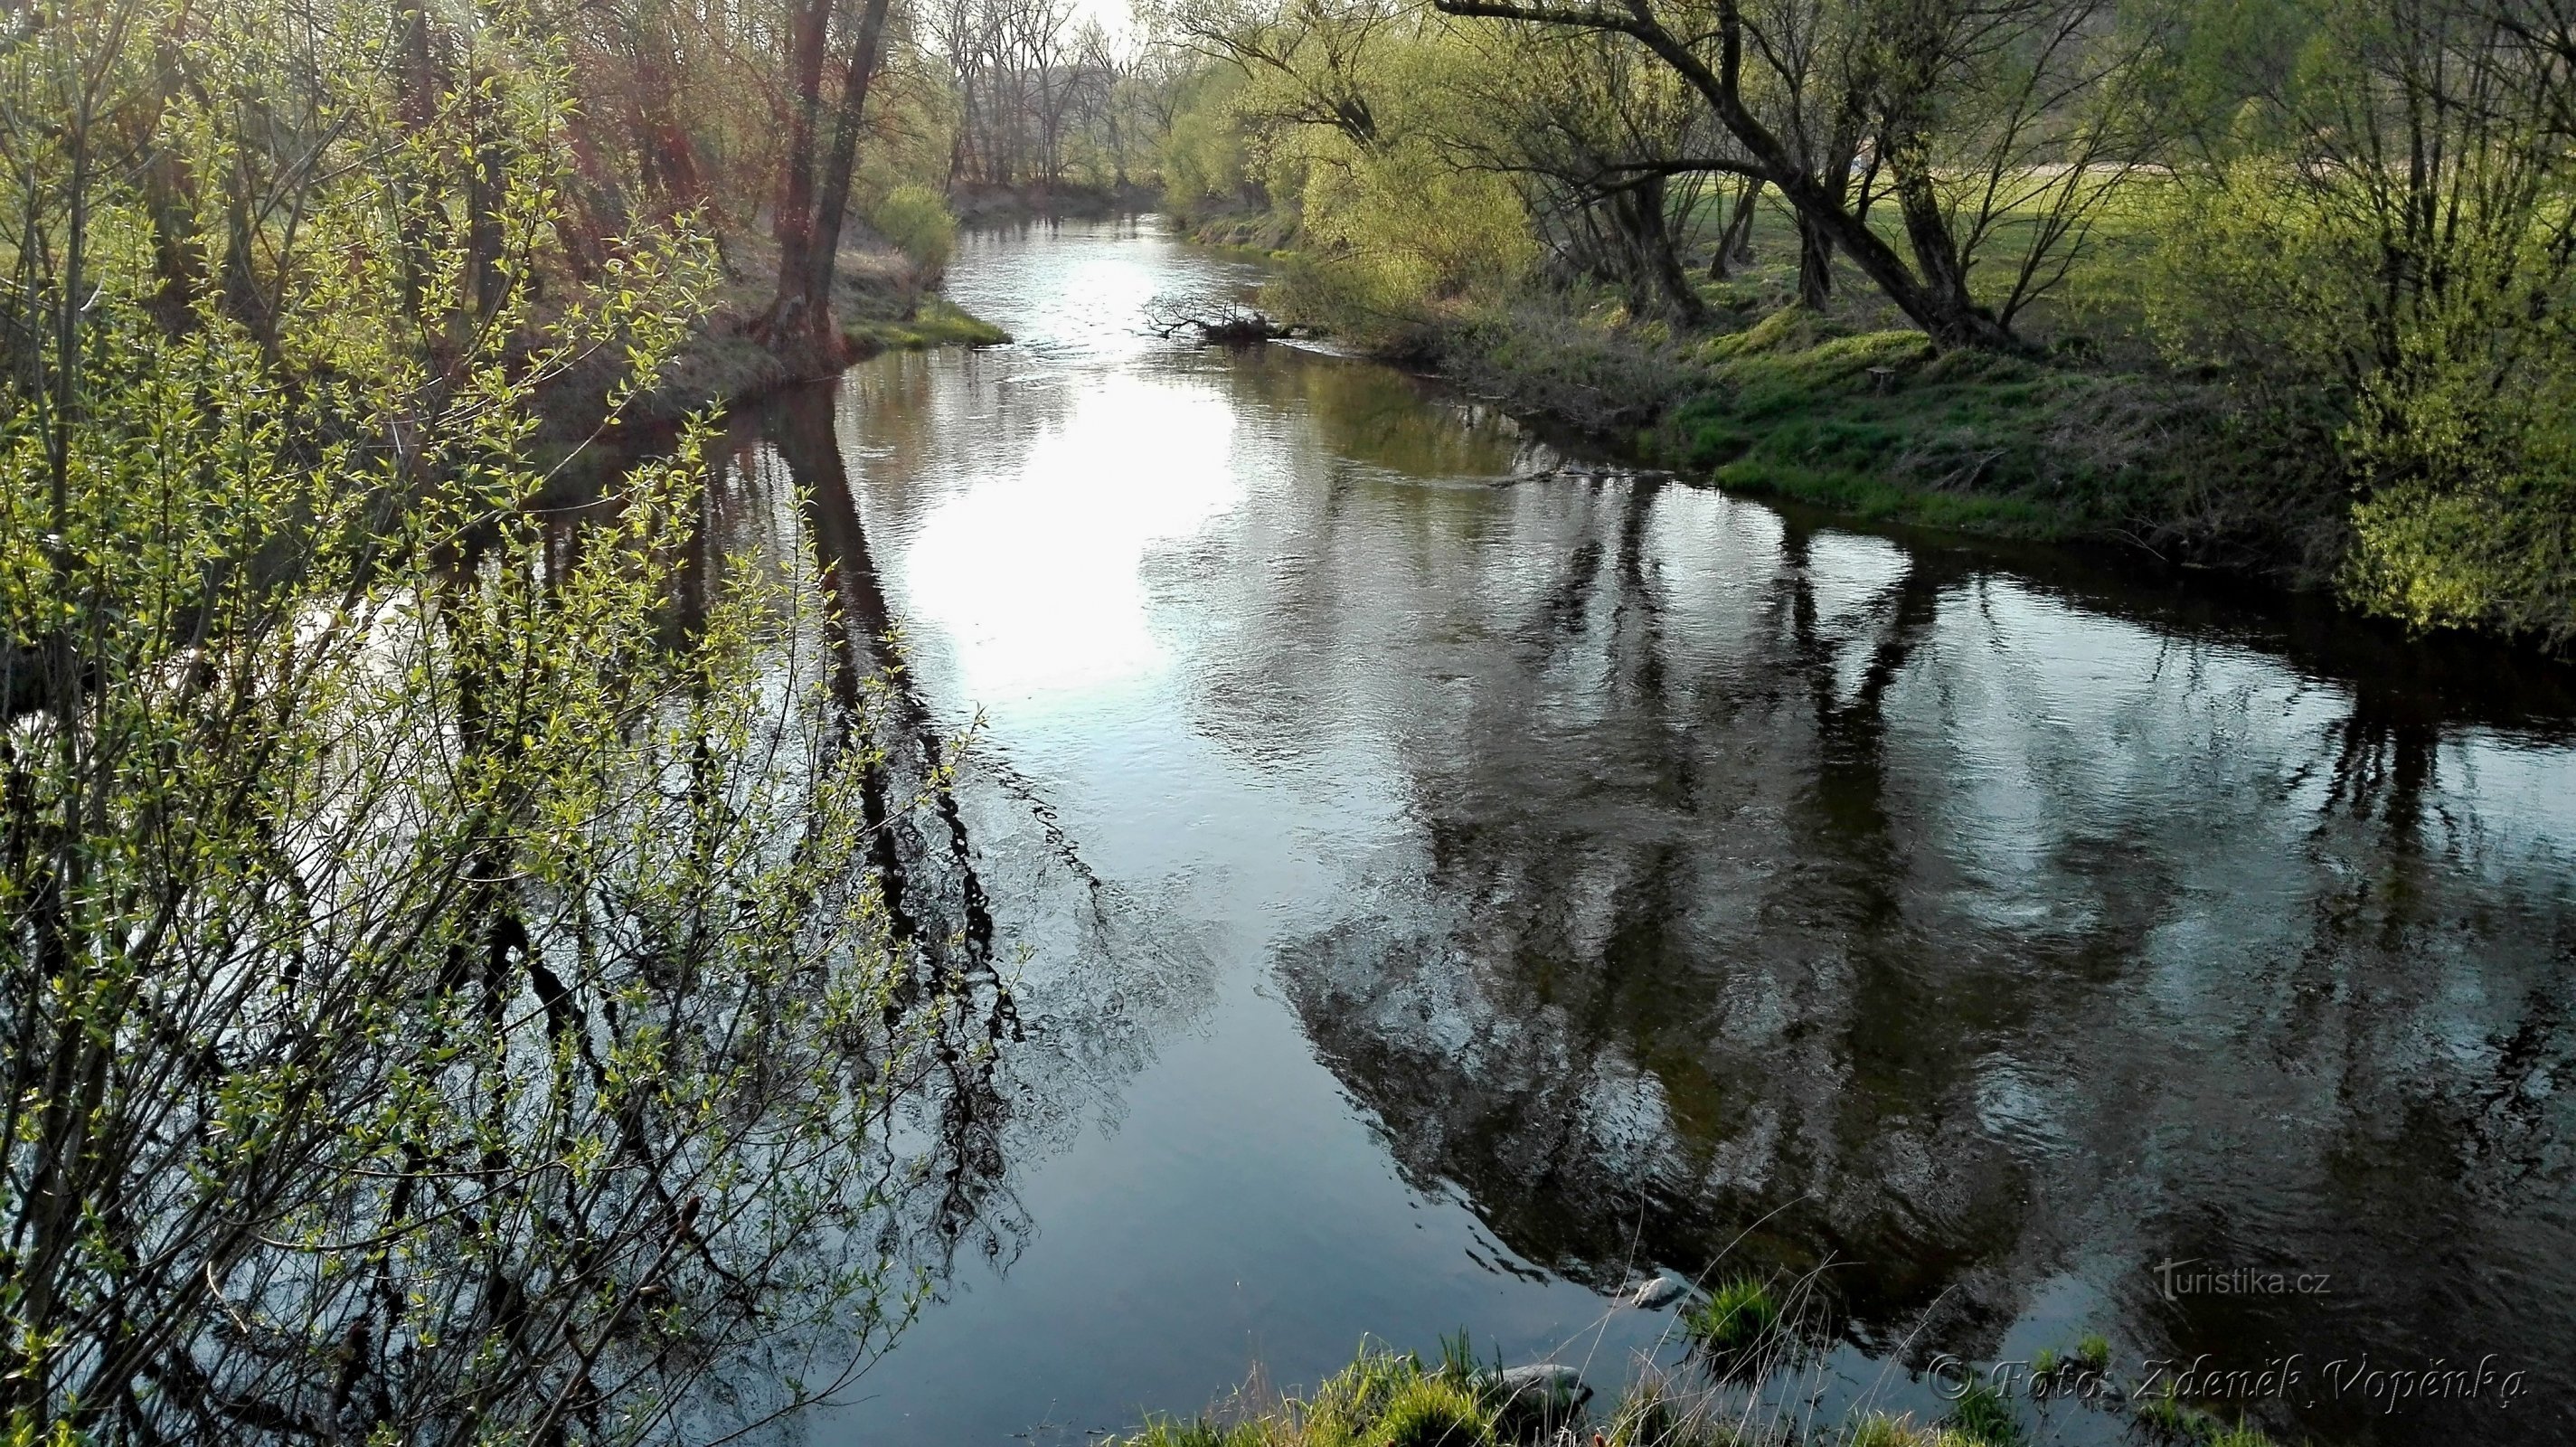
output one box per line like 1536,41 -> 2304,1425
874,183 -> 958,279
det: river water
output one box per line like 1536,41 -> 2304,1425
712,219 -> 2575,1446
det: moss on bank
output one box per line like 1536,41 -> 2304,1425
845,293 -> 1010,353
1637,308 -> 2347,581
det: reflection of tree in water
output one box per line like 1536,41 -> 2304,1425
738,383 -> 1212,1286
1256,475 -> 2576,1424
1279,489 -> 2032,1351
757,383 -> 1025,1273
1211,346 -> 1535,483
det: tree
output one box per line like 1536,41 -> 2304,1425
2151,0 -> 2576,638
765,0 -> 902,367
1146,0 -> 1411,148
1445,24 -> 1724,323
0,0 -> 970,1435
1430,0 -> 2160,348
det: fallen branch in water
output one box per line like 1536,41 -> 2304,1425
1141,294 -> 1307,345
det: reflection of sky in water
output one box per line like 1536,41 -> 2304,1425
902,373 -> 1243,702
779,219 -> 2576,1447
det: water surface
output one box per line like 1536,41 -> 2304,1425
722,219 -> 2576,1446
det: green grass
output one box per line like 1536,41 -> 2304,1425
1942,1382 -> 2023,1445
2133,1389 -> 2221,1442
1631,302 -> 2347,569
1681,1276 -> 1780,1357
1377,1376 -> 1496,1447
1650,316 -> 2175,543
1851,1415 -> 1983,1447
2073,1335 -> 2110,1371
1128,1416 -> 1269,1447
1106,1339 -> 2306,1447
845,294 -> 1010,352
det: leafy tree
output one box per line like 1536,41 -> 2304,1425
2149,0 -> 2576,639
0,0 -> 963,1437
1426,0 -> 2162,348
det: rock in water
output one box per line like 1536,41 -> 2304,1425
1496,1362 -> 1588,1407
1627,1274 -> 1687,1310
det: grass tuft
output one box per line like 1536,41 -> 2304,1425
1850,1414 -> 1982,1447
1942,1381 -> 2022,1445
1681,1276 -> 1780,1357
1377,1376 -> 1496,1447
1128,1416 -> 1269,1447
2133,1388 -> 2220,1442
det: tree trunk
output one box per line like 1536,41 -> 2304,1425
1882,139 -> 2015,351
770,0 -> 830,326
764,0 -> 895,372
1709,178 -> 1760,279
1795,211 -> 1833,307
802,0 -> 897,310
1608,177 -> 1704,326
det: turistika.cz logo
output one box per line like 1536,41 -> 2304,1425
2155,1257 -> 2333,1300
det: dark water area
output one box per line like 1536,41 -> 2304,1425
705,218 -> 2575,1446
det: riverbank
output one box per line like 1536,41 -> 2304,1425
1116,1338 -> 2288,1447
534,236 -> 1005,443
1176,201 -> 2353,594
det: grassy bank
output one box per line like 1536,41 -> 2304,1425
1637,309 -> 2347,582
1118,1336 -> 2294,1447
1415,289 -> 2353,587
1194,200 -> 2353,593
846,292 -> 1013,352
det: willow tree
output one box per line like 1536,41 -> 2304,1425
1430,0 -> 2163,349
1443,24 -> 1723,324
0,0 -> 962,1437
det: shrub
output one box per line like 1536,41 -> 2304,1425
874,183 -> 958,279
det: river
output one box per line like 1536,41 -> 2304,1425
703,218 -> 2576,1447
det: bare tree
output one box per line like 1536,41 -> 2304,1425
1430,0 -> 2155,348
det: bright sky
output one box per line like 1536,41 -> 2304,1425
1071,0 -> 1137,46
